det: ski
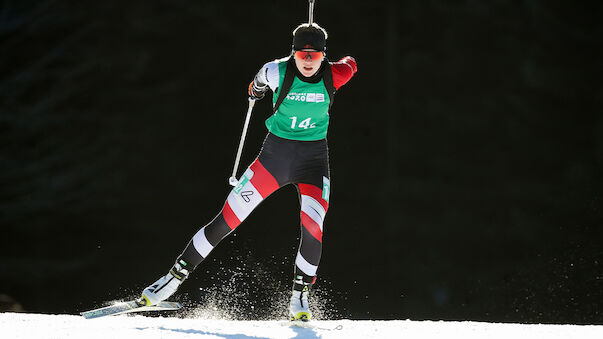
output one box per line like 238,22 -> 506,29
282,320 -> 344,331
80,300 -> 182,319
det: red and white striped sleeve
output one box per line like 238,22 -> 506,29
330,56 -> 357,90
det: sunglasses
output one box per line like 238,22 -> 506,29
294,51 -> 324,61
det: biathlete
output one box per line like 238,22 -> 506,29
139,22 -> 357,321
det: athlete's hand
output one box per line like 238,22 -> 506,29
340,56 -> 358,73
248,81 -> 266,100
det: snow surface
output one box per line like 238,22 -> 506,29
2,313 -> 602,339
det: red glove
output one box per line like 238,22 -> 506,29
331,56 -> 358,90
340,56 -> 358,73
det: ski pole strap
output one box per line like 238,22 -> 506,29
272,58 -> 335,114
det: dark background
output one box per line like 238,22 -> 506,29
1,0 -> 602,324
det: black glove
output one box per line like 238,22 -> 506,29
248,80 -> 266,100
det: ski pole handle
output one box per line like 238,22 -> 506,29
229,98 -> 256,186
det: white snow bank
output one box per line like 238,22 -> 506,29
1,313 -> 602,339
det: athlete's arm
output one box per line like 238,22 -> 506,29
330,56 -> 357,90
248,60 -> 281,99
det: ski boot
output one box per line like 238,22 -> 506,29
139,259 -> 189,306
289,275 -> 314,321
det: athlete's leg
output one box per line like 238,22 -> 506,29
179,158 -> 280,269
289,178 -> 330,320
293,180 -> 330,281
141,157 -> 281,305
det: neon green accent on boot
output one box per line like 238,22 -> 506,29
169,268 -> 185,280
139,294 -> 152,306
291,311 -> 311,322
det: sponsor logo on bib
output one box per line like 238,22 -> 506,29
286,92 -> 325,103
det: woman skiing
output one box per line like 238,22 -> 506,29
140,23 -> 357,321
